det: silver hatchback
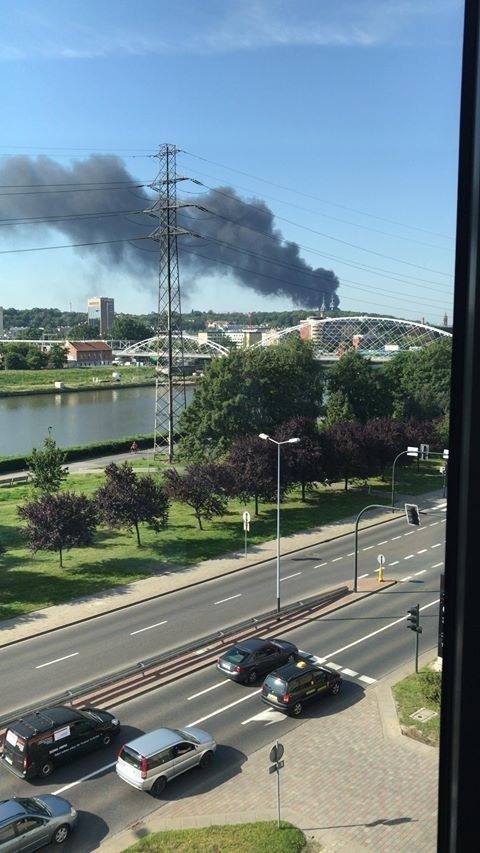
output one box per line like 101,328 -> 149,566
116,727 -> 216,798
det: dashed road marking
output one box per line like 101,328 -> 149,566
331,557 -> 343,563
359,675 -> 377,685
280,572 -> 302,581
341,668 -> 358,677
324,661 -> 342,670
431,543 -> 442,549
377,540 -> 388,546
432,562 -> 444,568
417,549 -> 427,554
314,563 -> 324,568
389,560 -> 399,566
188,690 -> 261,728
400,576 -> 412,582
363,545 -> 374,551
36,652 -> 79,669
130,620 -> 168,636
404,554 -> 414,560
414,569 -> 427,576
214,594 -> 242,605
187,681 -> 229,701
430,522 -> 439,526
391,536 -> 401,541
404,531 -> 414,536
347,552 -> 354,557
358,573 -> 369,579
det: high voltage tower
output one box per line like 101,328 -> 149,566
145,144 -> 203,461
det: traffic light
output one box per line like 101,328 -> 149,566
405,503 -> 421,526
406,604 -> 422,633
420,443 -> 429,460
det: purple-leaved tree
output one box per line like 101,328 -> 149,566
18,491 -> 97,567
95,463 -> 169,546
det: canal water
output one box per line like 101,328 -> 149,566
0,384 -> 195,457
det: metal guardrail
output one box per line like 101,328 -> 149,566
0,585 -> 347,731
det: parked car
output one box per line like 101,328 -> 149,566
217,637 -> 298,684
0,795 -> 77,849
261,660 -> 342,716
116,727 -> 216,797
0,706 -> 120,780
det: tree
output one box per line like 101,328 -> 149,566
18,492 -> 97,567
67,322 -> 98,339
380,338 -> 452,421
361,418 -> 412,479
226,437 -> 279,515
95,463 -> 169,546
46,343 -> 68,368
164,464 -> 228,529
28,433 -> 69,493
274,417 -> 325,501
325,350 -> 386,424
109,316 -> 154,341
321,420 -> 370,490
178,338 -> 323,460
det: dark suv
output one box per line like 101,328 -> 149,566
0,705 -> 120,780
217,637 -> 298,684
261,660 -> 342,716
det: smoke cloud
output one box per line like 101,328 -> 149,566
0,154 -> 339,309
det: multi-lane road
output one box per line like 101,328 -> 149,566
0,505 -> 445,850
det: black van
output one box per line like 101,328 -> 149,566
0,705 -> 120,780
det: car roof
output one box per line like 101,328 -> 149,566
269,661 -> 332,681
0,799 -> 28,821
231,637 -> 270,653
8,706 -> 84,738
122,728 -> 185,757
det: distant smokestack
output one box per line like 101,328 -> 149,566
0,154 -> 340,309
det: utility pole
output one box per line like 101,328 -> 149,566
145,144 -> 202,462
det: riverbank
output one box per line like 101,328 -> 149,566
0,365 -> 157,396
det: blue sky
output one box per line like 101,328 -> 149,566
0,0 -> 463,324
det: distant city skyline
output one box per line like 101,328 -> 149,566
0,1 -> 463,325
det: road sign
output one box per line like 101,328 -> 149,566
439,466 -> 446,475
269,742 -> 284,763
243,511 -> 250,532
377,554 -> 385,566
443,449 -> 449,460
407,445 -> 419,457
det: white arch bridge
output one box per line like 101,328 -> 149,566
113,317 -> 451,364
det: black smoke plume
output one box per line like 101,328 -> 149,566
0,154 -> 339,309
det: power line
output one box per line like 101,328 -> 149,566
0,235 -> 147,255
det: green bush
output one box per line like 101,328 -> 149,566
419,670 -> 442,705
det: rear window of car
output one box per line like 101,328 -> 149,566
4,730 -> 26,753
119,746 -> 142,769
263,674 -> 287,694
223,647 -> 249,664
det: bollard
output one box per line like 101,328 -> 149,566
376,566 -> 384,583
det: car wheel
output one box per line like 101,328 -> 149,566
247,669 -> 257,684
150,777 -> 167,798
52,824 -> 70,844
199,750 -> 214,769
101,732 -> 113,746
331,680 -> 341,695
39,760 -> 54,778
290,701 -> 303,717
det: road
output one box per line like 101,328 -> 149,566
0,507 -> 446,714
0,509 -> 445,850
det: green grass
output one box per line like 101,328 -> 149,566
0,464 -> 443,621
123,821 -> 308,852
392,665 -> 441,746
0,365 -> 156,394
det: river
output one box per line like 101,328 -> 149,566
0,384 -> 195,457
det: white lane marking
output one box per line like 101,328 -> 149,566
341,668 -> 358,677
322,598 -> 439,659
314,563 -> 324,568
241,709 -> 286,726
440,518 -> 447,522
431,543 -> 442,549
187,681 -> 229,701
280,572 -> 302,581
324,661 -> 342,670
417,549 -> 427,554
391,536 -> 401,540
347,552 -> 354,557
130,620 -> 168,636
432,562 -> 444,568
389,561 -> 399,566
430,522 -> 439,526
404,531 -> 414,536
194,648 -> 208,656
404,554 -> 414,560
331,557 -> 343,563
414,570 -> 427,576
358,573 -> 369,579
188,690 -> 261,727
400,576 -> 412,582
214,594 -> 242,605
377,541 -> 388,546
363,545 -> 374,551
35,653 -> 78,669
359,675 -> 377,685
53,762 -> 116,795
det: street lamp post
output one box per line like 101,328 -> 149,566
391,446 -> 419,511
259,433 -> 300,614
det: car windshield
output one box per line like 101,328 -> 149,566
222,647 -> 249,664
263,675 -> 287,693
174,729 -> 200,744
15,798 -> 51,817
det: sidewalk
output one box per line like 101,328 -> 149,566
0,491 -> 445,648
99,649 -> 439,852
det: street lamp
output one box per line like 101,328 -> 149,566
391,446 -> 419,511
259,433 -> 300,614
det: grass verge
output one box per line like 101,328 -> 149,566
0,365 -> 156,395
392,665 -> 441,746
123,821 -> 309,852
0,464 -> 443,622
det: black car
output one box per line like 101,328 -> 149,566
0,705 -> 120,780
261,660 -> 342,716
217,637 -> 298,684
